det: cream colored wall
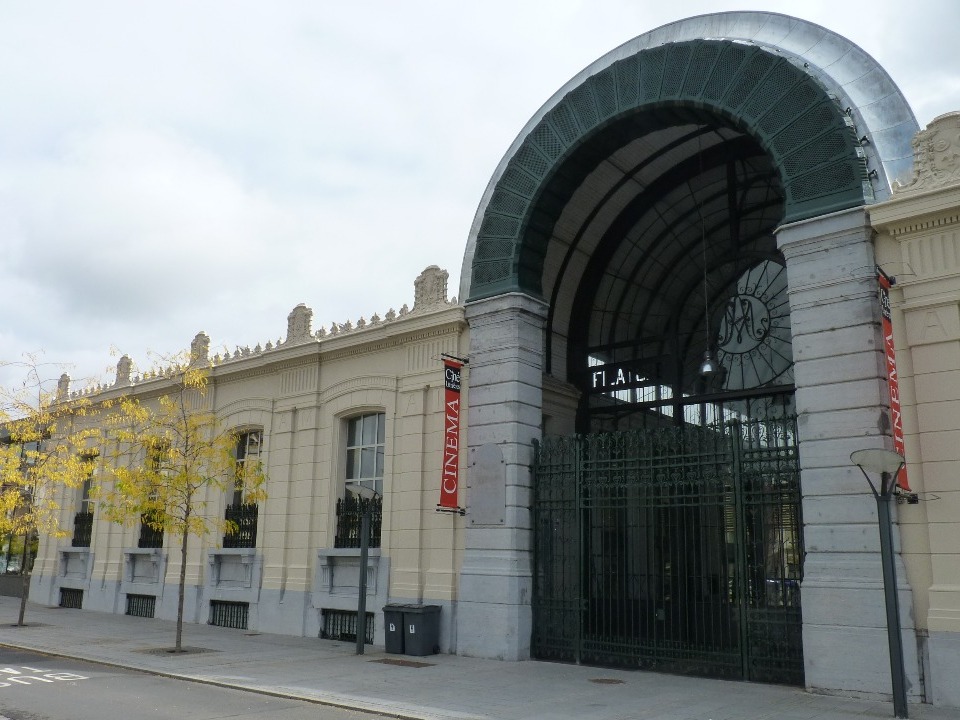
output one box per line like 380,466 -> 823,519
871,172 -> 960,639
33,278 -> 469,627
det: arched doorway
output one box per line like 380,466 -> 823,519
529,105 -> 803,681
457,12 -> 920,698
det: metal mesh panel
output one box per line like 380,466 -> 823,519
487,189 -> 528,218
703,44 -> 748,102
782,131 -> 848,177
770,104 -> 837,158
722,53 -> 776,111
478,217 -> 520,243
569,85 -> 599,133
530,122 -> 566,161
681,43 -> 721,98
740,60 -> 795,124
210,600 -> 248,630
614,55 -> 641,109
758,80 -> 819,136
533,418 -> 803,685
548,103 -> 580,146
125,594 -> 156,618
789,161 -> 857,202
639,46 -> 666,101
515,141 -> 550,179
498,164 -> 538,198
59,588 -> 83,609
661,44 -> 693,98
591,68 -> 618,120
472,260 -> 511,286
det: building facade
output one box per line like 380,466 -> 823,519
28,11 -> 960,711
33,266 -> 468,650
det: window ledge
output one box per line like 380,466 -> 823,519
318,548 -> 382,559
209,547 -> 257,561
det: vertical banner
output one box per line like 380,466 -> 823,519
878,267 -> 911,491
439,359 -> 462,509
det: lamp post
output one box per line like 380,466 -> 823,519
850,448 -> 909,719
345,482 -> 379,655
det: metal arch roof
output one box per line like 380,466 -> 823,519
460,11 -> 919,303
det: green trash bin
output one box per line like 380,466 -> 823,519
382,604 -> 406,654
402,604 -> 440,656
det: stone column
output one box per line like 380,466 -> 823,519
777,207 -> 921,698
457,292 -> 547,660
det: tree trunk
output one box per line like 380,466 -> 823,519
16,534 -> 31,626
176,508 -> 189,651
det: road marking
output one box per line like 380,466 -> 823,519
0,665 -> 89,689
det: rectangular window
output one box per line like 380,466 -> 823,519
72,450 -> 97,548
345,413 -> 385,496
232,430 -> 262,506
210,600 -> 249,630
125,594 -> 156,618
321,608 -> 374,644
59,588 -> 83,609
224,430 -> 262,548
135,440 -> 168,549
336,412 -> 385,548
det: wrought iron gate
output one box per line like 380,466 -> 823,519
532,418 -> 803,685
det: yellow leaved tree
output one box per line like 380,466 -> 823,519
99,349 -> 266,651
0,356 -> 100,626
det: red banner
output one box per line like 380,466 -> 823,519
878,268 -> 911,491
439,360 -> 462,509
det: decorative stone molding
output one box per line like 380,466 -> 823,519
412,265 -> 453,314
70,265 -> 464,400
57,373 -> 71,401
286,303 -> 314,344
115,355 -> 133,386
190,332 -> 210,365
895,112 -> 960,195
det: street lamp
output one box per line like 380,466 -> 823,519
345,481 -> 379,655
850,448 -> 909,719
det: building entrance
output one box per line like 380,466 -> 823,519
532,413 -> 803,684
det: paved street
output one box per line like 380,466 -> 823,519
0,647 -> 371,720
0,597 -> 955,720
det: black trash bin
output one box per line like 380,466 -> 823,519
401,604 -> 441,656
382,604 -> 406,654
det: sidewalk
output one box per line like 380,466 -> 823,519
0,597 -> 952,720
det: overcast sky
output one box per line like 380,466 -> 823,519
2,1 -> 959,391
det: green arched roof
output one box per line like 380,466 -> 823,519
468,39 -> 868,301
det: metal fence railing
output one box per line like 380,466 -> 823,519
71,511 -> 93,547
223,503 -> 258,548
334,494 -> 382,549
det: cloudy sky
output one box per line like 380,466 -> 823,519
2,1 -> 959,391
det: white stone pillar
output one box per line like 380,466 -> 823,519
777,207 -> 921,699
457,292 -> 547,660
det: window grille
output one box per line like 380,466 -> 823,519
59,588 -> 83,609
210,600 -> 249,630
72,511 -> 94,547
334,494 -> 382,549
138,514 -> 163,548
223,503 -> 258,548
321,609 -> 374,644
125,594 -> 156,618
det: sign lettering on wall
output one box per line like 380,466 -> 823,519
439,359 -> 462,509
878,267 -> 911,491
